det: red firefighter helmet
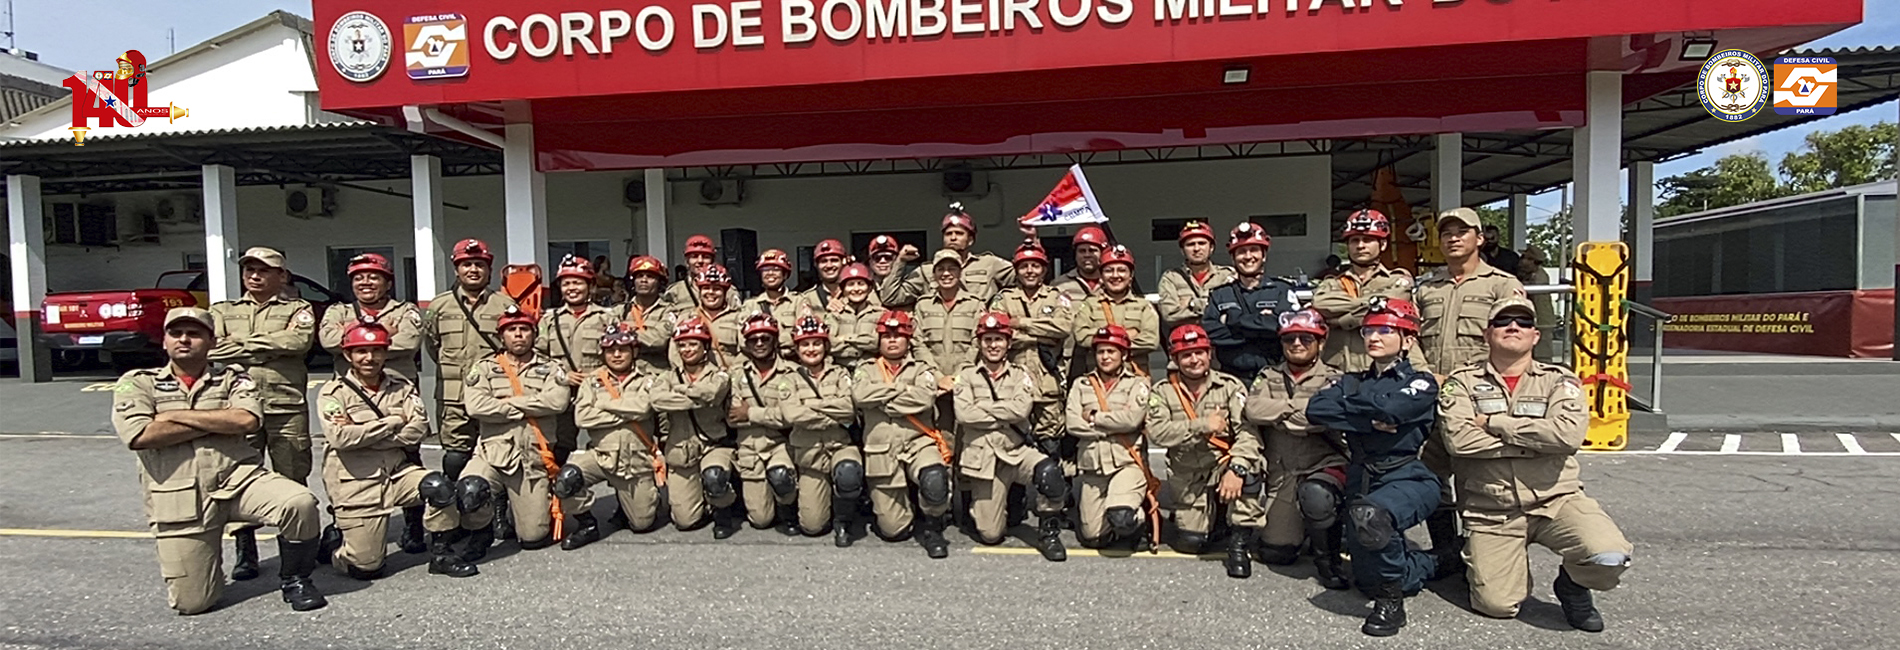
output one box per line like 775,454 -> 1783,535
1168,324 -> 1213,355
1013,240 -> 1050,267
1229,222 -> 1272,252
791,316 -> 831,343
1278,309 -> 1329,338
451,239 -> 494,264
673,318 -> 713,342
341,321 -> 392,350
1364,297 -> 1421,334
942,203 -> 975,234
694,264 -> 732,288
815,239 -> 849,262
1343,209 -> 1392,240
1177,220 -> 1216,245
756,249 -> 793,272
868,235 -> 901,259
346,252 -> 394,278
1073,225 -> 1110,249
600,322 -> 638,349
626,255 -> 667,279
840,263 -> 874,286
975,311 -> 1013,338
684,234 -> 717,257
555,254 -> 594,282
742,312 -> 780,339
1091,325 -> 1132,351
497,305 -> 537,331
875,310 -> 914,338
1100,244 -> 1136,269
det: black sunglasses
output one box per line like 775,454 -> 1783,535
1488,315 -> 1536,329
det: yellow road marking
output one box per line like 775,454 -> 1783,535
0,528 -> 275,541
971,546 -> 1218,560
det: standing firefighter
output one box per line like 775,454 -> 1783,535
753,249 -> 804,356
953,312 -> 1069,562
316,321 -> 450,579
726,313 -> 802,533
1310,210 -> 1418,372
891,204 -> 1017,305
1201,222 -> 1298,382
112,307 -> 327,614
826,263 -> 886,368
1051,225 -> 1109,302
851,310 -> 957,559
1242,309 -> 1351,590
796,239 -> 855,317
1440,298 -> 1632,632
653,318 -> 742,538
423,239 -> 519,481
541,255 -> 616,465
667,264 -> 744,368
1156,220 -> 1236,340
993,240 -> 1074,449
207,246 -> 315,581
553,323 -> 668,541
1145,324 -> 1260,577
663,234 -> 740,309
618,255 -> 675,374
1066,325 -> 1159,550
457,306 -> 577,552
1305,298 -> 1442,637
777,316 -> 867,546
914,249 -> 986,376
1071,245 -> 1160,376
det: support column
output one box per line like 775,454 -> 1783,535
503,123 -> 548,268
1628,160 -> 1656,303
1508,193 -> 1529,250
7,174 -> 51,381
412,155 -> 446,303
202,164 -> 240,303
1573,70 -> 1624,243
1431,132 -> 1462,214
643,168 -> 670,264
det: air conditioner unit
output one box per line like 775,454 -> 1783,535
696,178 -> 744,206
623,178 -> 647,207
942,168 -> 989,199
285,186 -> 335,219
154,194 -> 201,224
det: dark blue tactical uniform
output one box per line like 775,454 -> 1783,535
1305,357 -> 1441,594
1200,277 -> 1297,382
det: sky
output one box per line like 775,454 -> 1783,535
6,0 -> 1897,225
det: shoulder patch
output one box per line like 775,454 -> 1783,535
295,307 -> 315,326
1441,378 -> 1462,397
1393,275 -> 1413,289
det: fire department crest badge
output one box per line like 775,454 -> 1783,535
1698,49 -> 1769,123
328,11 -> 393,83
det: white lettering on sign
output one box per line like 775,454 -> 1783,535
561,12 -> 599,55
824,0 -> 864,40
600,10 -> 633,53
694,4 -> 730,48
784,0 -> 818,42
521,14 -> 559,57
638,7 -> 676,51
913,0 -> 948,36
485,16 -> 518,59
867,0 -> 908,39
732,1 -> 766,46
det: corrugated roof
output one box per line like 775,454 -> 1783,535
0,120 -> 380,149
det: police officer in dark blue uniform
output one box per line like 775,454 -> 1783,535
1201,222 -> 1298,382
1304,297 -> 1440,637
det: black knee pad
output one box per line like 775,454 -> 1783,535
552,464 -> 586,499
766,466 -> 796,499
916,465 -> 951,507
1106,506 -> 1141,539
1170,530 -> 1208,555
1257,543 -> 1301,566
1347,501 -> 1396,550
1033,457 -> 1068,502
832,461 -> 865,500
442,450 -> 472,480
419,471 -> 456,509
1297,479 -> 1341,527
455,475 -> 492,513
701,465 -> 733,500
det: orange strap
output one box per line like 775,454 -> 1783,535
879,358 -> 955,465
1340,274 -> 1361,299
1168,373 -> 1231,465
1091,375 -> 1163,552
1100,300 -> 1119,327
594,368 -> 667,487
498,355 -> 564,541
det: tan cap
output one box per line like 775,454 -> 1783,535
238,246 -> 287,269
1487,296 -> 1537,321
1438,207 -> 1482,229
163,307 -> 215,331
930,248 -> 964,267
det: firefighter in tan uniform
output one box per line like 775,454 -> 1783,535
452,306 -> 577,552
618,255 -> 674,374
316,321 -> 456,579
851,310 -> 957,559
1440,298 -> 1632,632
890,204 -> 1018,305
825,263 -> 885,368
207,246 -> 315,581
1156,220 -> 1236,340
866,235 -> 912,309
1146,324 -> 1260,578
774,317 -> 866,546
663,234 -> 740,309
953,312 -> 1069,562
1066,325 -> 1158,549
667,264 -> 744,369
1310,210 -> 1420,373
653,319 -> 743,538
553,323 -> 667,540
1051,225 -> 1110,302
1071,245 -> 1161,376
752,249 -> 805,356
1414,207 -> 1527,576
1241,309 -> 1351,591
112,307 -> 327,614
915,248 -> 986,376
725,314 -> 802,533
422,238 -> 519,481
541,255 -> 616,464
795,239 -> 855,318
993,241 -> 1074,446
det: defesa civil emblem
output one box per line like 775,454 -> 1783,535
328,11 -> 392,83
1698,49 -> 1769,123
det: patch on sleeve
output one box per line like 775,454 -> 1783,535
1400,377 -> 1434,397
295,307 -> 315,326
113,378 -> 139,394
231,373 -> 256,392
409,309 -> 424,326
1440,378 -> 1462,397
115,399 -> 137,412
319,398 -> 344,416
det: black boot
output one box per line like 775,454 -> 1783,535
1311,525 -> 1350,590
1362,582 -> 1407,637
315,523 -> 343,566
1225,528 -> 1255,579
561,512 -> 602,551
341,563 -> 384,581
1036,514 -> 1067,562
398,506 -> 428,554
230,528 -> 260,581
1425,509 -> 1466,581
776,504 -> 800,536
492,494 -> 516,542
917,514 -> 949,559
276,538 -> 329,612
459,524 -> 494,563
711,506 -> 740,540
1553,569 -> 1605,632
832,500 -> 855,548
428,531 -> 478,578
607,505 -> 631,532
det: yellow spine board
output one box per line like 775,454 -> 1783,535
1571,241 -> 1630,451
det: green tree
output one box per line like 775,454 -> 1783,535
1779,122 -> 1898,194
1655,151 -> 1787,218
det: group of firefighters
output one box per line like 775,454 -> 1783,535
109,203 -> 1633,637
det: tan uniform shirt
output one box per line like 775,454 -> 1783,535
1309,264 -> 1415,372
1145,370 -> 1259,475
1242,361 -> 1348,478
953,362 -> 1040,471
1065,368 -> 1153,474
111,363 -> 267,536
574,368 -> 664,479
662,281 -> 740,313
894,251 -> 1016,305
994,284 -> 1075,401
651,363 -> 733,447
1156,264 -> 1237,329
423,289 -> 518,403
852,356 -> 943,452
665,305 -> 744,369
1051,271 -> 1103,305
615,297 -> 674,372
752,290 -> 808,355
461,353 -> 572,462
729,358 -> 801,438
316,372 -> 431,517
914,290 -> 985,375
1414,261 -> 1524,375
774,363 -> 858,441
208,295 -> 314,414
1439,361 -> 1589,522
318,301 -> 424,382
1071,289 -> 1162,373
539,303 -> 616,374
825,300 -> 886,368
